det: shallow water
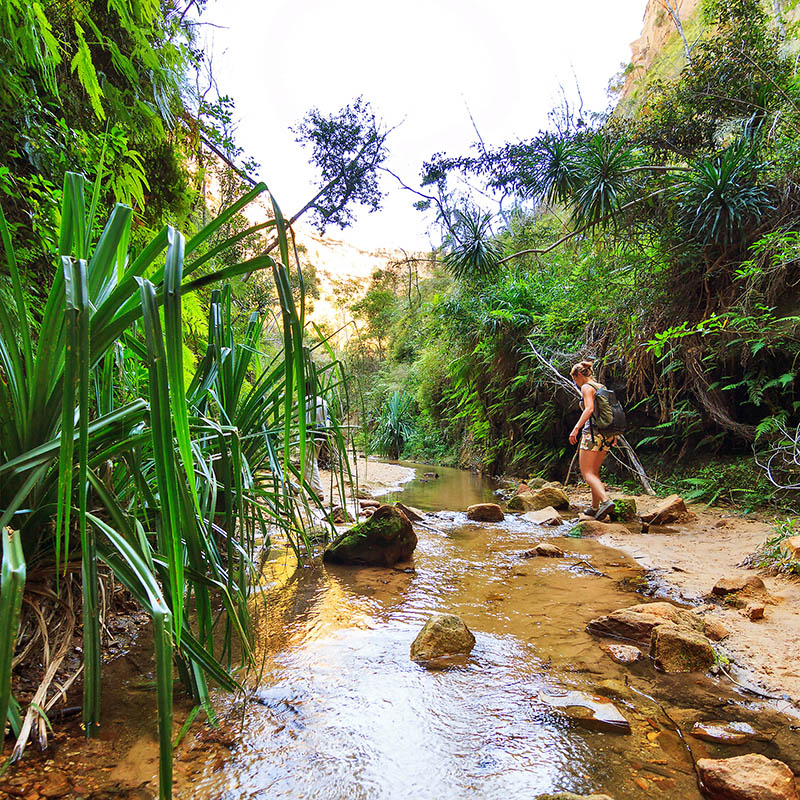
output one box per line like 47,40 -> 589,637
180,465 -> 800,799
379,460 -> 499,511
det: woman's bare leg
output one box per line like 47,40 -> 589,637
579,448 -> 610,508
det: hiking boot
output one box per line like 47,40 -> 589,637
594,499 -> 615,522
582,506 -> 598,518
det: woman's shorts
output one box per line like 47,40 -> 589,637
580,429 -> 617,452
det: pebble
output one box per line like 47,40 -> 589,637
745,602 -> 765,621
601,643 -> 642,665
691,720 -> 757,745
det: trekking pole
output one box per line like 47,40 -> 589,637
564,444 -> 579,485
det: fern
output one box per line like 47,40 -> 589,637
70,21 -> 105,120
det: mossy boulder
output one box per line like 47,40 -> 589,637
323,505 -> 417,567
609,497 -> 637,522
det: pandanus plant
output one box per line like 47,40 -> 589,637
0,171 -> 326,797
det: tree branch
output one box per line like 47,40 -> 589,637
497,188 -> 670,264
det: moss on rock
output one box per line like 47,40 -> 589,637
323,505 -> 417,567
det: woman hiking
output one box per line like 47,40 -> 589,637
569,360 -> 616,520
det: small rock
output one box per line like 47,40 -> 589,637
534,794 -> 615,800
516,483 -> 531,494
330,505 -> 351,523
703,615 -> 730,641
650,623 -> 715,673
507,491 -> 537,511
395,502 -> 425,522
780,535 -> 800,561
531,486 -> 571,510
410,613 -> 476,663
466,503 -> 505,522
570,519 -> 631,538
641,494 -> 688,524
587,602 -> 703,643
609,497 -> 637,522
40,772 -> 71,799
601,643 -> 641,665
423,471 -> 439,479
523,506 -> 563,526
523,542 -> 565,558
538,689 -> 631,733
691,721 -> 758,745
594,679 -> 634,701
359,499 -> 381,509
527,477 -> 548,489
510,486 -> 571,511
712,575 -> 766,596
745,602 -> 765,621
697,753 -> 798,800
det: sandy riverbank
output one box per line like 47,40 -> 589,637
570,487 -> 800,707
318,457 -> 416,503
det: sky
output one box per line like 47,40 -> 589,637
200,0 -> 648,251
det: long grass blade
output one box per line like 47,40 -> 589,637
0,528 -> 26,734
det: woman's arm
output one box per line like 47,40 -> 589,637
569,384 -> 595,444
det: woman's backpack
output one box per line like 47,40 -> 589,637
588,381 -> 626,433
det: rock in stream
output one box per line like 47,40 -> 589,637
323,505 -> 417,566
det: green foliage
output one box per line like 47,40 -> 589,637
677,139 -> 774,246
374,391 -> 415,460
672,459 -> 775,509
751,517 -> 800,574
293,97 -> 389,231
442,208 -> 503,280
0,172 -> 346,796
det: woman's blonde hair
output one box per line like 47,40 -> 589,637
570,360 -> 593,378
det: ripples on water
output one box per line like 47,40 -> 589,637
180,464 -> 800,800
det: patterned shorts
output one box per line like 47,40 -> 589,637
580,429 -> 617,452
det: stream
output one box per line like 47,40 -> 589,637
177,463 -> 800,799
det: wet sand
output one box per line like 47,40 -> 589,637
570,487 -> 800,708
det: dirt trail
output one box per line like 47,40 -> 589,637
581,488 -> 800,708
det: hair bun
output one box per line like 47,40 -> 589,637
570,360 -> 594,378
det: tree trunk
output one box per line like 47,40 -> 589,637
772,0 -> 786,39
658,0 -> 692,63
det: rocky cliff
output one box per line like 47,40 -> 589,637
620,0 -> 798,107
621,0 -> 702,103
